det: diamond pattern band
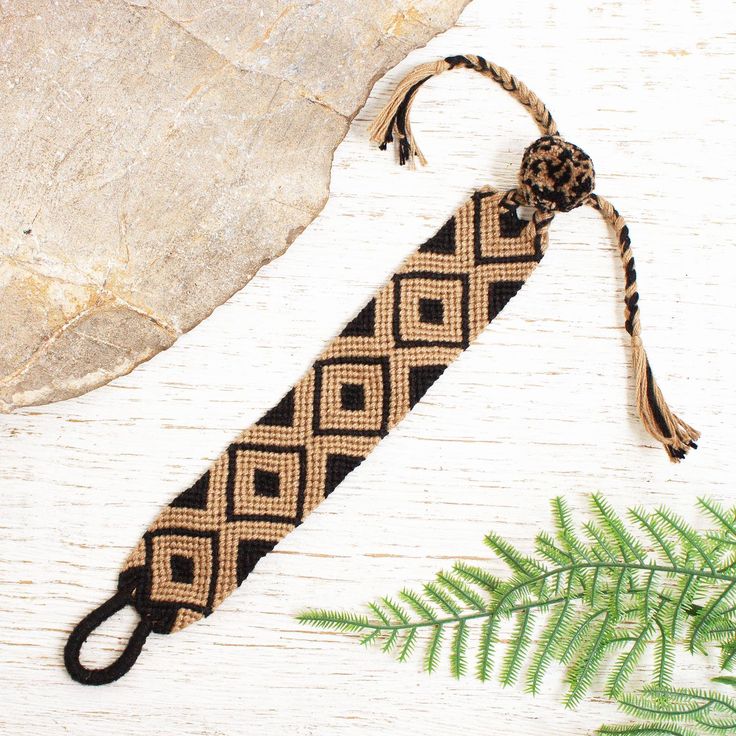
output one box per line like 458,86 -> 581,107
118,189 -> 554,635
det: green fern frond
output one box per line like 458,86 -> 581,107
559,608 -> 608,666
367,601 -> 391,626
609,567 -> 631,618
452,561 -> 502,594
617,690 -> 712,721
553,496 -> 594,564
607,620 -> 657,698
698,499 -> 736,541
436,572 -> 486,612
450,619 -> 469,678
538,529 -> 575,566
399,589 -> 438,623
424,624 -> 444,674
610,686 -> 736,735
381,596 -> 410,624
597,725 -> 700,736
423,582 -> 461,616
716,552 -> 736,574
500,607 -> 535,686
298,494 -> 736,736
655,509 -> 719,573
689,582 -> 736,654
398,627 -> 418,662
668,574 -> 699,639
711,675 -> 736,687
630,508 -> 680,568
360,629 -> 381,646
295,609 -> 371,632
592,493 -> 647,564
585,521 -> 620,562
526,595 -> 575,694
564,610 -> 611,708
718,641 -> 736,672
652,617 -> 675,689
590,565 -> 605,608
381,628 -> 399,653
484,530 -> 546,578
476,615 -> 499,682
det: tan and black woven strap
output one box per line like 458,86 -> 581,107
65,55 -> 698,685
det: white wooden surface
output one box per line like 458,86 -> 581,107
2,2 -> 736,734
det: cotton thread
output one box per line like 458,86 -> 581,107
65,54 -> 698,685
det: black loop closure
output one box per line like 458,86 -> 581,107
64,586 -> 151,685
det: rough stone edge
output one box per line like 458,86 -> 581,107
1,2 -> 471,413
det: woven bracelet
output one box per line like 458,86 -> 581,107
65,54 -> 698,685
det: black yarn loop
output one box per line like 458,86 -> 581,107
64,585 -> 151,685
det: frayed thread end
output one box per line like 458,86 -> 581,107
634,343 -> 700,463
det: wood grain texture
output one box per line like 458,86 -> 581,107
1,1 -> 735,734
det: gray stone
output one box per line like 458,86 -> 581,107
0,0 -> 468,411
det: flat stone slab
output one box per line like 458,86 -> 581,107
0,0 -> 468,411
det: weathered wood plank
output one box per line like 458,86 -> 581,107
1,2 -> 734,734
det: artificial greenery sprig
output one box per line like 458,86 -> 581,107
298,495 -> 736,735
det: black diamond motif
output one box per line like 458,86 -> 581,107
324,454 -> 364,496
170,470 -> 209,510
340,299 -> 376,338
499,205 -> 526,238
253,468 -> 280,497
418,297 -> 444,325
170,554 -> 195,585
257,389 -> 295,427
340,382 -> 365,411
488,280 -> 524,322
141,528 -> 220,627
408,365 -> 447,408
392,272 -> 470,349
226,444 -> 307,524
312,357 -> 390,437
419,216 -> 456,254
236,539 -> 277,586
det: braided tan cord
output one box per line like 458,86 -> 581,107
588,193 -> 699,461
369,54 -> 559,166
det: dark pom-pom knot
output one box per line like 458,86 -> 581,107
519,136 -> 595,212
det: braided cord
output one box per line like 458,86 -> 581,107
588,193 -> 699,461
369,54 -> 558,166
445,55 -> 558,137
